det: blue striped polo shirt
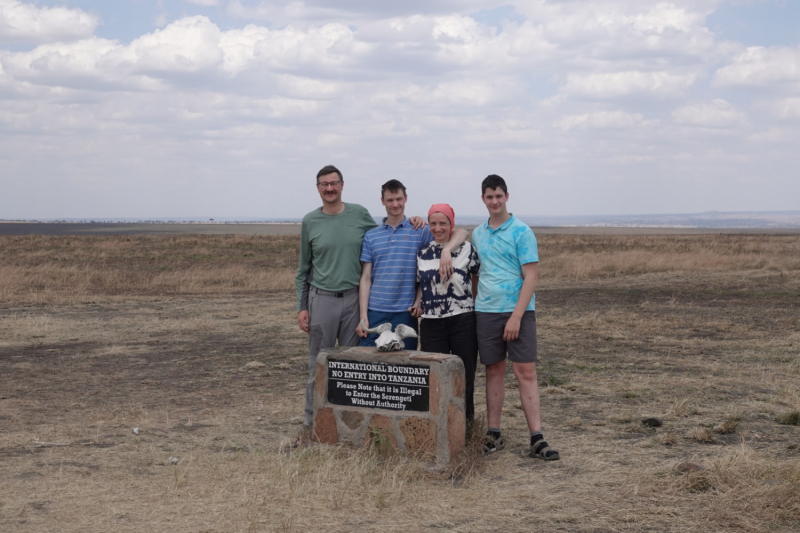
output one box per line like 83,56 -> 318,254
360,218 -> 433,312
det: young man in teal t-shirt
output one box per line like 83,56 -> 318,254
471,174 -> 560,461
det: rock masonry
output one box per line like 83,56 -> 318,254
312,346 -> 466,466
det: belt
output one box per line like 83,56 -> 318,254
312,286 -> 358,298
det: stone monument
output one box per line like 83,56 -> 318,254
311,346 -> 466,466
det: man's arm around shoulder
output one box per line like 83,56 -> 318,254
438,227 -> 469,280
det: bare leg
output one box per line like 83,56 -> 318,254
485,360 -> 507,429
512,361 -> 541,433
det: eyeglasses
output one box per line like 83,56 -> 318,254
317,180 -> 342,188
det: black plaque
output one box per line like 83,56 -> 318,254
327,358 -> 430,412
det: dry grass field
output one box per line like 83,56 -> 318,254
1,233 -> 799,532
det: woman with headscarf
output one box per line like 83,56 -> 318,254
409,204 -> 480,423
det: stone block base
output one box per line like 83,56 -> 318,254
311,347 -> 466,466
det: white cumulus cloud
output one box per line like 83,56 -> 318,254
0,0 -> 98,44
0,16 -> 371,91
672,99 -> 747,128
125,16 -> 225,74
714,45 -> 800,91
562,70 -> 698,99
553,110 -> 650,130
763,97 -> 800,120
522,0 -> 718,58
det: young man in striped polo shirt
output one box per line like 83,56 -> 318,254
356,180 -> 468,348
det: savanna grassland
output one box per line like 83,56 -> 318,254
1,231 -> 799,533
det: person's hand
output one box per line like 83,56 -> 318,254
356,318 -> 369,338
297,310 -> 309,333
503,315 -> 522,342
439,248 -> 453,281
408,305 -> 423,318
409,216 -> 427,230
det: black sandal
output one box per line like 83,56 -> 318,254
483,433 -> 505,455
530,439 -> 560,461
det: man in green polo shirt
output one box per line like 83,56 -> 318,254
295,165 -> 377,431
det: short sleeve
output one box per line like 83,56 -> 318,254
515,227 -> 538,265
360,233 -> 374,263
359,206 -> 378,232
419,225 -> 433,249
470,227 -> 483,254
468,245 -> 480,276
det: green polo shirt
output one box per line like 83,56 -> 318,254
295,203 -> 377,311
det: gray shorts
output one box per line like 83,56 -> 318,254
476,311 -> 538,365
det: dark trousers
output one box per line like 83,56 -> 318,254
419,312 -> 478,422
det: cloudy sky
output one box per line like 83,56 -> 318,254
1,0 -> 798,219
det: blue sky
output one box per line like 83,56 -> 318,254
708,1 -> 800,46
36,1 -> 799,44
1,0 -> 799,219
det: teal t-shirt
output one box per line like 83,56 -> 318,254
295,203 -> 377,311
471,215 -> 538,313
